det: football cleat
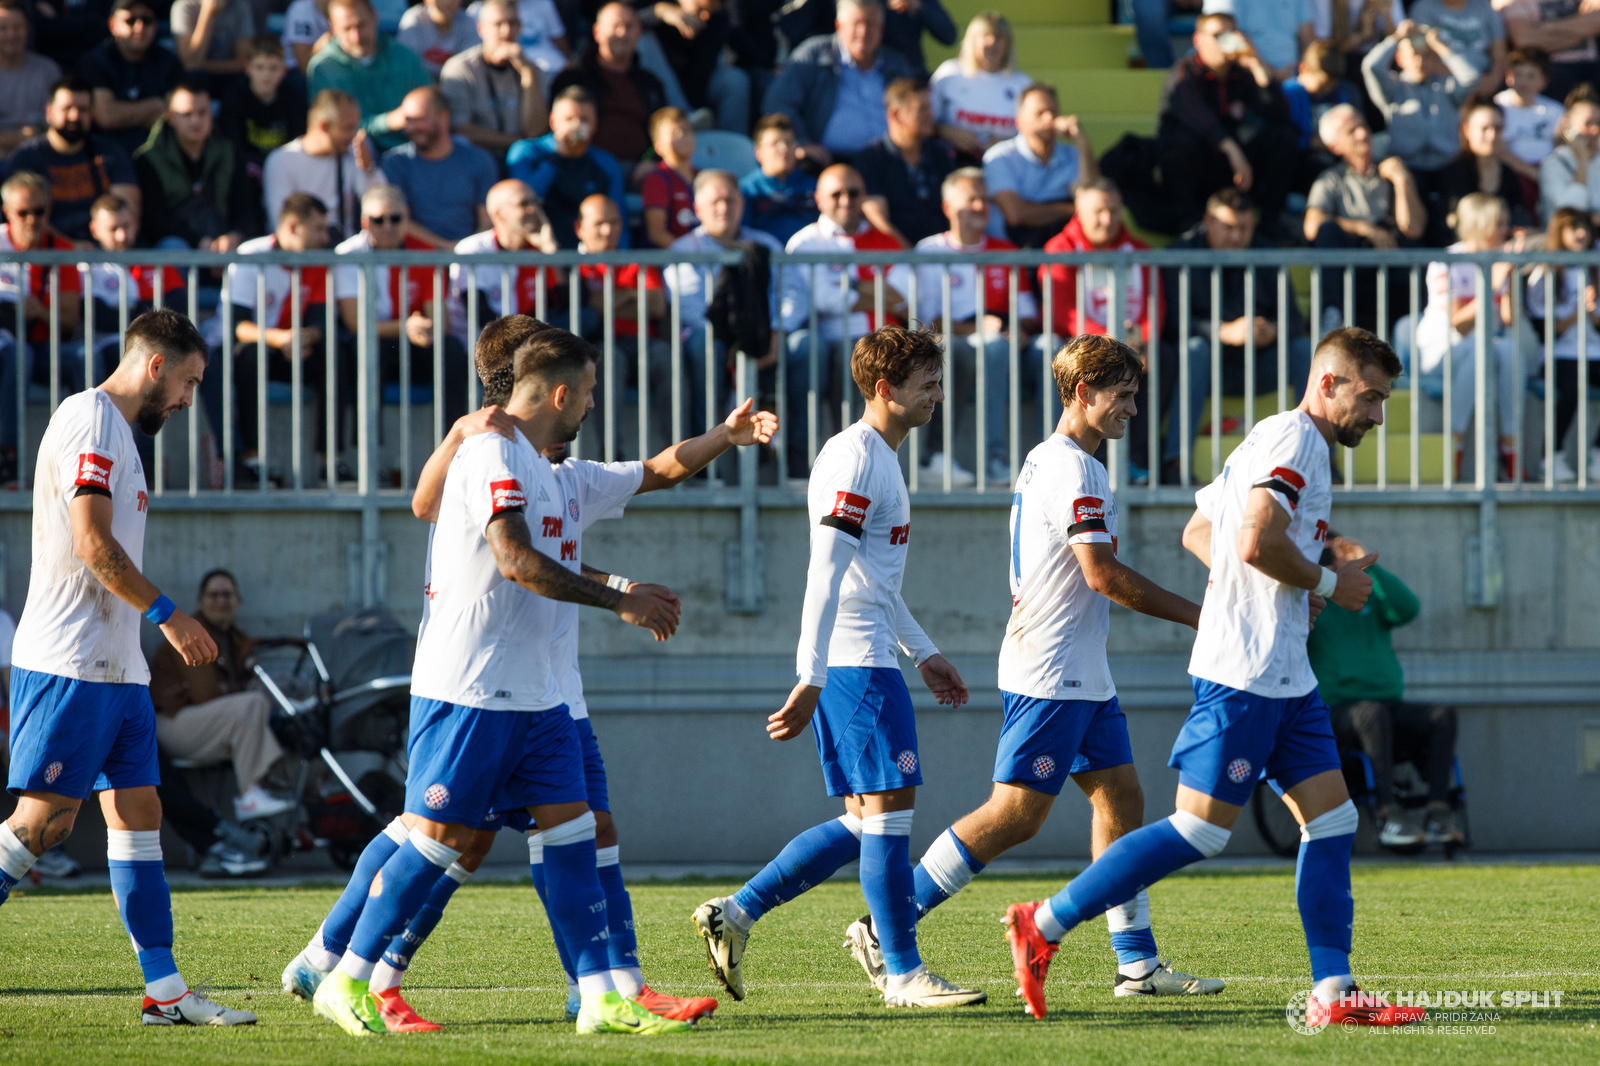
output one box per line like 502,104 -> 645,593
634,985 -> 718,1022
312,968 -> 385,1036
141,990 -> 258,1026
565,986 -> 581,1022
373,987 -> 442,1032
281,950 -> 330,1002
843,914 -> 886,992
1307,986 -> 1428,1027
882,968 -> 988,1008
575,990 -> 693,1034
691,897 -> 748,1001
1114,959 -> 1226,997
1004,901 -> 1060,1019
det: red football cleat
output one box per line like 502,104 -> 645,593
372,987 -> 443,1032
1308,987 -> 1428,1027
1004,901 -> 1059,1019
634,985 -> 718,1022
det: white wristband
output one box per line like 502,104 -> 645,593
1312,566 -> 1339,599
606,574 -> 632,592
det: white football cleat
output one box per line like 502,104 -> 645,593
282,950 -> 331,1002
882,968 -> 987,1008
692,897 -> 748,1001
1113,959 -> 1226,997
142,989 -> 259,1026
843,914 -> 886,992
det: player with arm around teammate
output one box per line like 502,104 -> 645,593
0,309 -> 257,1026
1002,327 -> 1427,1028
839,334 -> 1225,1003
693,325 -> 987,1010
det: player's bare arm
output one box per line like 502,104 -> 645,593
917,654 -> 969,706
485,508 -> 681,639
411,406 -> 516,521
1073,542 -> 1202,629
69,493 -> 217,667
1236,487 -> 1375,611
581,563 -> 683,614
767,682 -> 822,741
1181,508 -> 1213,569
636,399 -> 779,493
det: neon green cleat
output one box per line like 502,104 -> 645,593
312,968 -> 386,1036
575,990 -> 694,1035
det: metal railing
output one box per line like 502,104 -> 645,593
4,245 -> 1600,505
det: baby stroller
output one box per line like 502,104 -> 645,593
253,608 -> 414,870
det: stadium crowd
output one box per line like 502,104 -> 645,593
1,0 -> 1599,484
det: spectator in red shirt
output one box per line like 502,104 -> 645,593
1039,176 -> 1164,481
575,192 -> 673,454
640,106 -> 697,248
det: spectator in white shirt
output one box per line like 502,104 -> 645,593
282,0 -> 332,71
1495,46 -> 1562,169
396,0 -> 479,77
261,87 -> 381,241
928,12 -> 1032,157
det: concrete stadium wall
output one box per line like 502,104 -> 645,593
1,497 -> 1596,862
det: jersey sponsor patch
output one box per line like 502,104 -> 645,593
1226,757 -> 1253,784
1068,495 -> 1109,536
489,478 -> 526,514
75,450 -> 113,489
1255,465 -> 1305,508
819,490 -> 871,538
423,783 -> 451,810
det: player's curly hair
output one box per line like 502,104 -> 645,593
850,325 -> 944,401
1052,333 -> 1141,407
475,314 -> 551,406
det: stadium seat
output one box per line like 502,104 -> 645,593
692,131 -> 757,180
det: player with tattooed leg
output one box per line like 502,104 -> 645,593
2,310 -> 256,1026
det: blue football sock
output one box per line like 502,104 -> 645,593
107,830 -> 179,991
345,836 -> 459,971
1110,929 -> 1160,964
1107,889 -> 1159,965
529,845 -> 579,983
541,818 -> 610,978
1044,819 -> 1206,936
596,848 -> 638,971
912,828 -> 986,918
380,863 -> 467,973
1297,834 -> 1355,981
860,813 -> 920,976
733,816 -> 861,922
321,822 -> 403,957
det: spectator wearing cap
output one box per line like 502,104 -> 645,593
307,0 -> 432,152
0,0 -> 63,156
739,113 -> 818,244
380,86 -> 498,244
9,76 -> 140,240
170,0 -> 256,80
548,2 -> 667,169
262,88 -> 382,241
507,86 -> 628,248
78,0 -> 185,154
133,82 -> 260,249
1363,19 -> 1480,178
763,0 -> 920,169
396,0 -> 480,77
980,83 -> 1096,249
1153,9 -> 1299,238
854,78 -> 960,246
439,0 -> 549,162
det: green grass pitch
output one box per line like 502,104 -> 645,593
0,864 -> 1593,1065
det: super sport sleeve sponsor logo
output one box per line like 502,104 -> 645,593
819,489 -> 870,538
75,449 -> 114,489
489,478 -> 527,514
1067,495 -> 1109,536
1253,465 -> 1305,508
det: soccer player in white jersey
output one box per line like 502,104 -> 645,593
1003,328 -> 1427,1028
693,326 -> 986,1009
838,334 -> 1224,1007
306,327 -> 694,1038
0,310 -> 256,1027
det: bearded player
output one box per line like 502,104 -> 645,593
1002,327 -> 1427,1028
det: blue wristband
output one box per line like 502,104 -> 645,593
145,594 -> 176,625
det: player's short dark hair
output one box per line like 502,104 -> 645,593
1507,46 -> 1550,76
279,192 -> 327,224
1052,333 -> 1142,406
850,325 -> 943,401
249,34 -> 284,60
167,79 -> 210,105
1315,326 -> 1402,380
48,74 -> 93,103
124,308 -> 207,365
198,567 -> 239,597
476,314 -> 552,406
513,327 -> 598,392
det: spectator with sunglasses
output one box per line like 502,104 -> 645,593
78,0 -> 185,155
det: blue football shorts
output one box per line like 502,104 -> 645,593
811,666 -> 921,797
1167,678 -> 1342,806
405,697 -> 587,826
7,669 -> 159,798
992,692 -> 1134,796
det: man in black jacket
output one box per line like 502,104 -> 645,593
1154,11 -> 1300,238
133,82 -> 260,249
550,1 -> 665,167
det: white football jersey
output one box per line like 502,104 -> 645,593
410,429 -> 566,711
1189,410 -> 1332,698
998,434 -> 1118,701
797,421 -> 937,687
13,390 -> 150,684
546,457 -> 645,719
